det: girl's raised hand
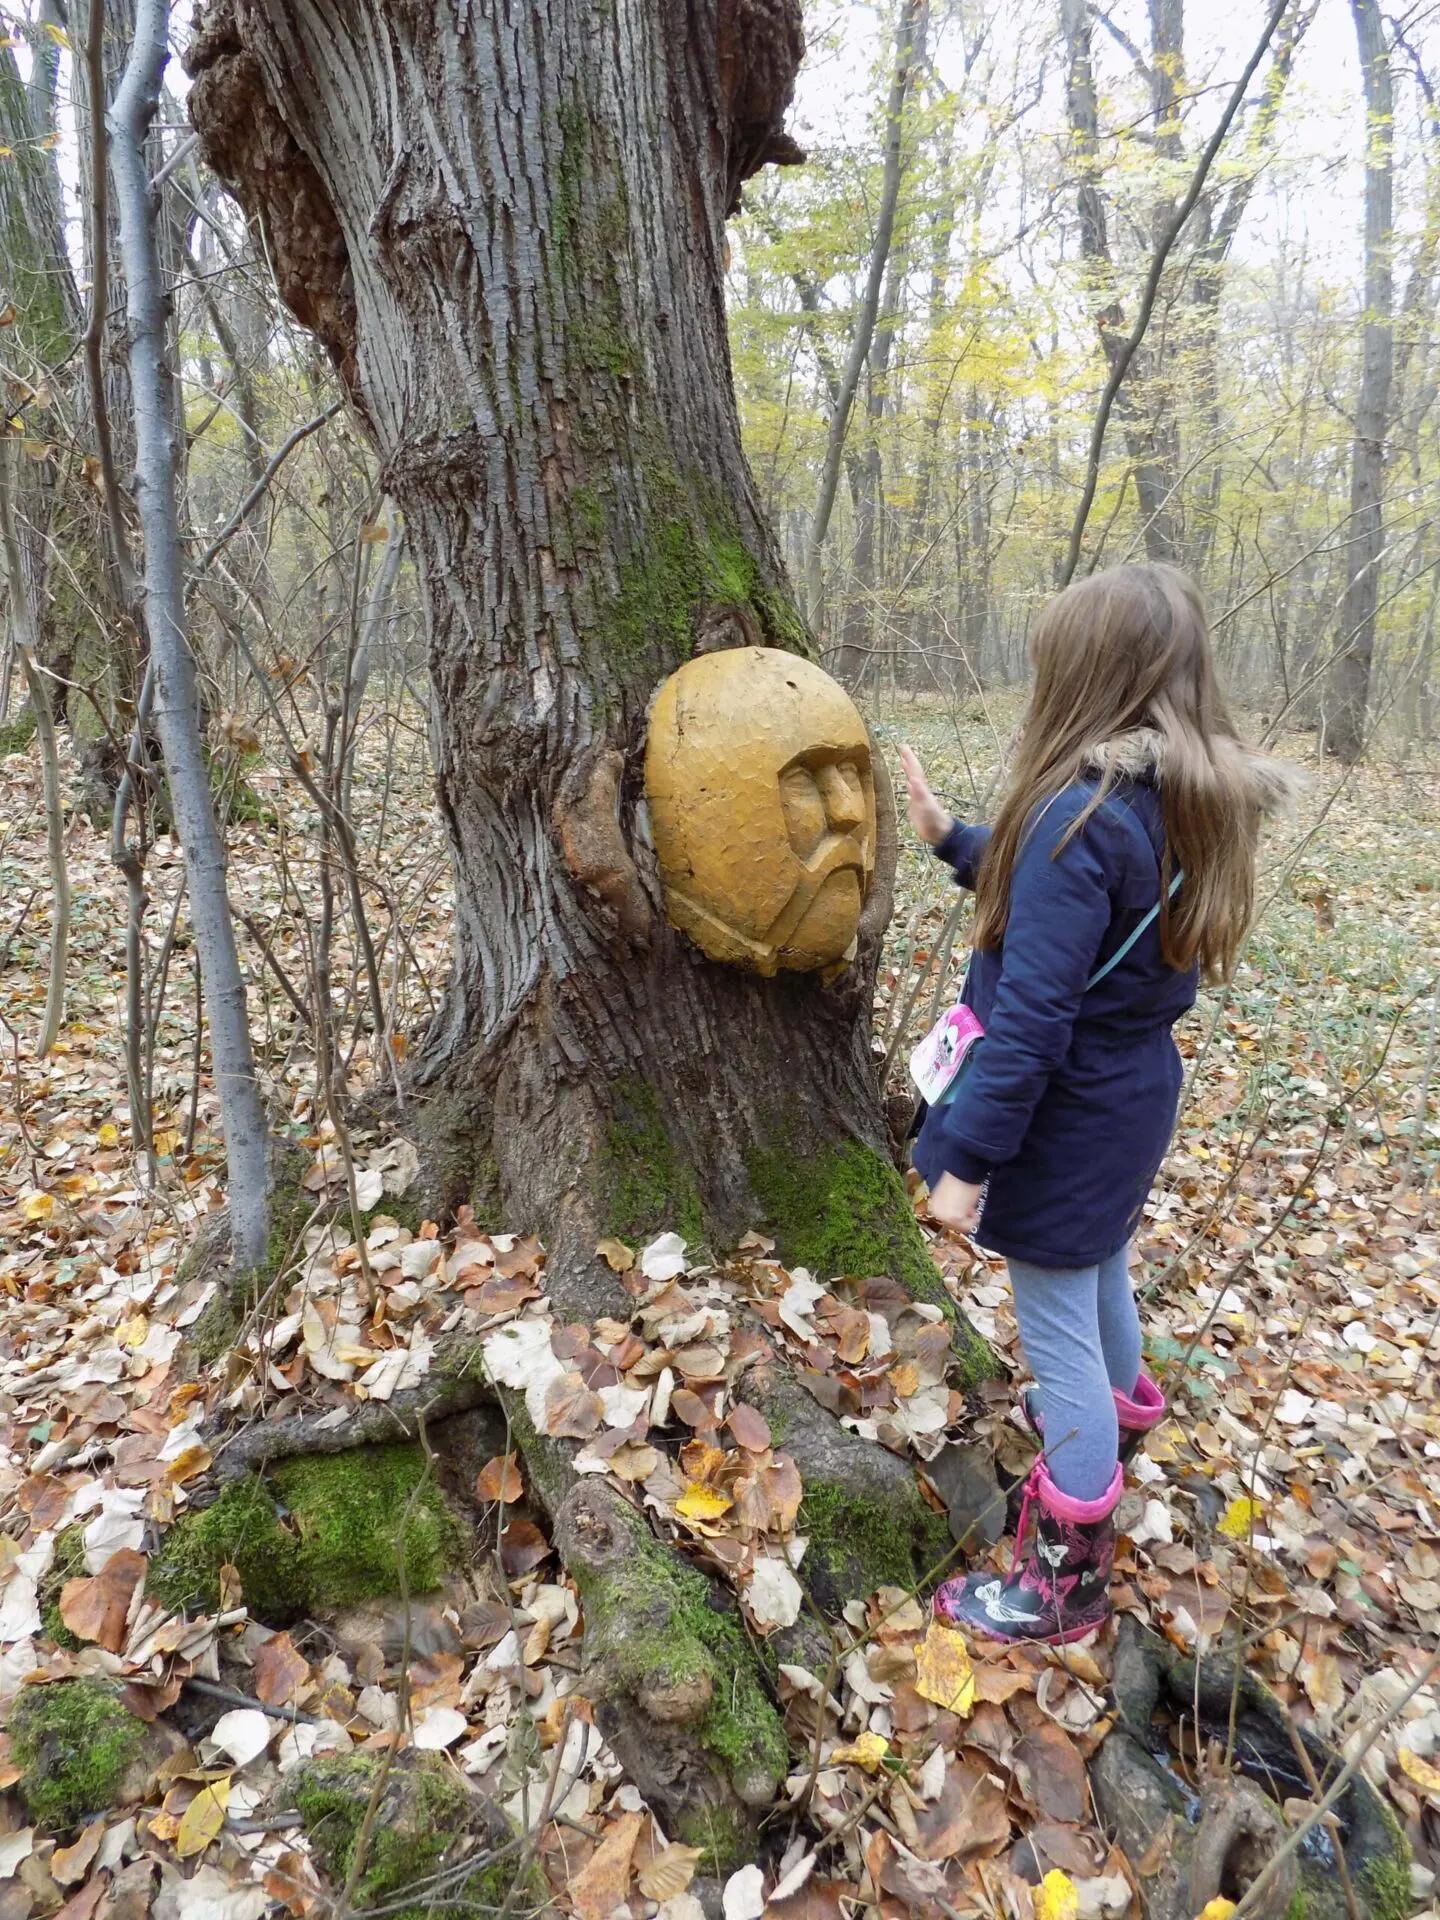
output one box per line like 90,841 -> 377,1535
899,744 -> 954,846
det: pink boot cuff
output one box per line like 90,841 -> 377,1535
1114,1370 -> 1166,1432
1035,1459 -> 1124,1523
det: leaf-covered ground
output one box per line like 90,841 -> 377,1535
0,701 -> 1436,1920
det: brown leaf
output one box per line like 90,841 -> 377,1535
1013,1724 -> 1088,1824
500,1517 -> 551,1579
544,1371 -> 603,1438
103,1861 -> 157,1920
264,1851 -> 321,1918
1029,1819 -> 1100,1876
972,1663 -> 1036,1706
669,1387 -> 718,1430
253,1632 -> 312,1710
569,1810 -> 644,1920
911,1754 -> 1011,1863
19,1472 -> 71,1533
726,1403 -> 772,1452
52,1821 -> 105,1888
476,1453 -> 524,1503
51,1881 -> 107,1920
765,1881 -> 852,1920
60,1549 -> 147,1654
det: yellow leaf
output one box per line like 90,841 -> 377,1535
1035,1871 -> 1079,1920
1196,1902 -> 1237,1920
20,1190 -> 53,1222
914,1622 -> 976,1717
595,1237 -> 635,1272
176,1775 -> 230,1858
675,1482 -> 734,1522
117,1313 -> 149,1349
1398,1747 -> 1440,1804
831,1730 -> 889,1773
1217,1496 -> 1259,1540
98,1122 -> 120,1147
44,21 -> 72,46
154,1129 -> 180,1157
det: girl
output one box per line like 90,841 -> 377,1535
901,563 -> 1298,1645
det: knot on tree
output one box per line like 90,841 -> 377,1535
717,0 -> 807,213
554,748 -> 652,945
185,0 -> 364,418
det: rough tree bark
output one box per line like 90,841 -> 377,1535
1327,0 -> 1395,763
187,0 -> 995,1857
185,0 -> 979,1325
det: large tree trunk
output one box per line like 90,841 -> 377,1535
186,0 -> 968,1313
1326,0 -> 1394,762
188,0 -> 993,1856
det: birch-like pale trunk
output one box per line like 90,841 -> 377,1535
1327,0 -> 1395,763
803,0 -> 924,627
110,0 -> 271,1268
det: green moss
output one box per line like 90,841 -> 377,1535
675,1803 -> 749,1877
39,1527 -> 87,1651
601,1076 -> 705,1247
294,1753 -> 529,1920
747,1137 -> 1001,1383
798,1481 -> 955,1610
10,1681 -> 145,1830
149,1447 -> 460,1624
0,708 -> 36,756
148,1474 -> 298,1622
1357,1829 -> 1412,1920
274,1446 -> 459,1610
1286,1890 -> 1308,1920
189,1286 -> 242,1367
572,1520 -> 787,1850
595,515 -> 764,680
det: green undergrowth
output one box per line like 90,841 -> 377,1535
0,708 -> 36,756
601,1076 -> 705,1246
294,1753 -> 532,1920
11,1681 -> 145,1830
148,1446 -> 460,1625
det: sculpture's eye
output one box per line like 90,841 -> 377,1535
779,765 -> 827,858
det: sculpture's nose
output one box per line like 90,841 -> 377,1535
817,762 -> 865,833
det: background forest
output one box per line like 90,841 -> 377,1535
0,3 -> 1438,1919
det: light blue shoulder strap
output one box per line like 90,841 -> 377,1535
1084,869 -> 1183,992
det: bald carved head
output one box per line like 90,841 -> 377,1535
644,648 -> 876,976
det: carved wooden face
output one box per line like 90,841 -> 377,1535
644,648 -> 876,975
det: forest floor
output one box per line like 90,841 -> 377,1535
0,695 -> 1437,1920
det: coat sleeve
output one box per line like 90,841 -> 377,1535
932,820 -> 992,889
922,795 -> 1114,1185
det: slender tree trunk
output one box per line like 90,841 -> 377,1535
804,0 -> 924,622
112,0 -> 271,1269
1327,0 -> 1394,762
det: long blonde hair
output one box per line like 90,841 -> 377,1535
972,564 -> 1259,982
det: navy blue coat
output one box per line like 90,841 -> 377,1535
912,774 -> 1198,1268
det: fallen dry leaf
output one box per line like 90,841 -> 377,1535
59,1547 -> 147,1654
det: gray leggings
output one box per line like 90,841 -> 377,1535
1008,1249 -> 1142,1501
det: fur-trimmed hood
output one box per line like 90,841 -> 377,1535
1082,726 -> 1307,819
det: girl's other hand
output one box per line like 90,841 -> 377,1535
927,1172 -> 983,1234
899,744 -> 954,846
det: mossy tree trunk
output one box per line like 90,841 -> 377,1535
186,0 -> 996,1856
185,0 -> 988,1348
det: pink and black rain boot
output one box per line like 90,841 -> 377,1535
1022,1370 -> 1166,1467
932,1458 -> 1123,1645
